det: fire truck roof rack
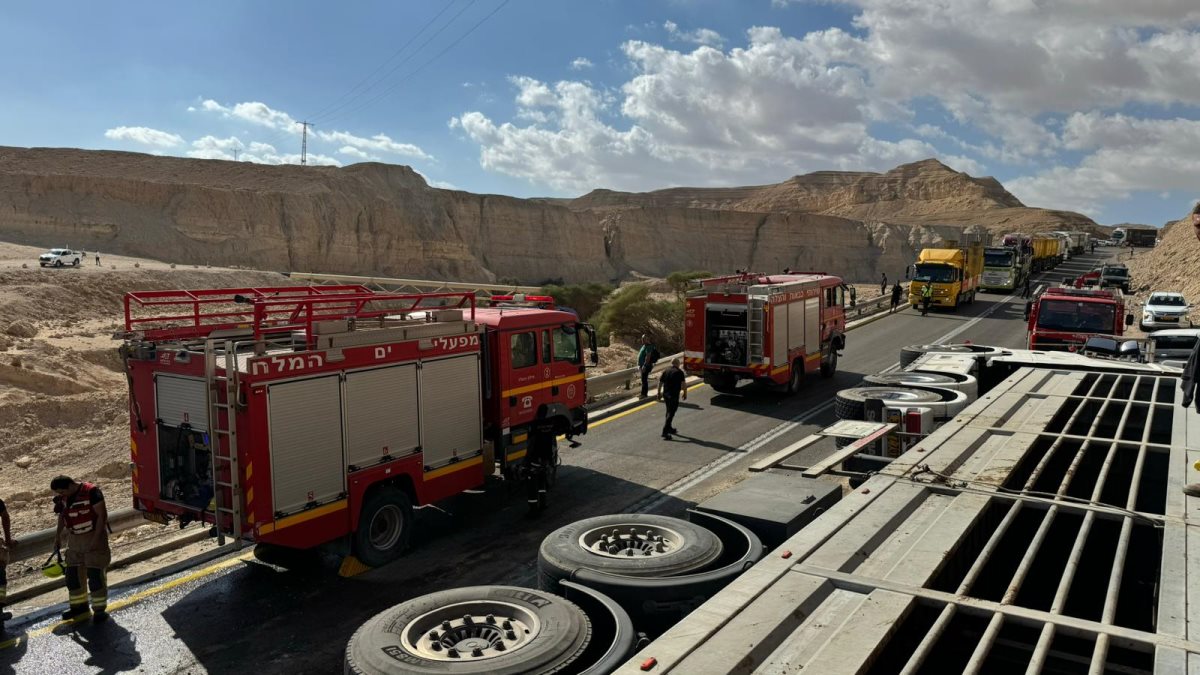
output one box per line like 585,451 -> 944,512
487,293 -> 556,309
1041,286 -> 1121,300
123,285 -> 477,344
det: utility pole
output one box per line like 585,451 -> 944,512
233,148 -> 240,161
300,121 -> 311,166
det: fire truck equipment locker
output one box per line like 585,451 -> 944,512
772,303 -> 788,366
344,364 -> 420,471
804,297 -> 819,354
155,374 -> 209,431
268,375 -> 346,517
418,353 -> 483,471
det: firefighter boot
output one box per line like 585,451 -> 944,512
62,566 -> 91,622
88,567 -> 109,624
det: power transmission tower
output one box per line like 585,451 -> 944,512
233,149 -> 240,161
300,121 -> 312,165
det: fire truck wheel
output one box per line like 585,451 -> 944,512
354,487 -> 414,568
538,514 -> 724,585
706,372 -> 738,394
820,350 -> 838,378
834,386 -> 945,421
786,361 -> 803,394
345,585 -> 591,675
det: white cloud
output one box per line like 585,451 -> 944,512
198,98 -> 305,133
338,145 -> 380,161
104,126 -> 185,148
187,135 -> 244,160
316,130 -> 431,160
570,57 -> 594,70
1008,113 -> 1200,215
663,20 -> 725,47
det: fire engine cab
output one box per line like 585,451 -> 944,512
118,285 -> 596,567
682,272 -> 848,394
1024,285 -> 1135,352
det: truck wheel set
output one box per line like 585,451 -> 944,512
345,511 -> 766,674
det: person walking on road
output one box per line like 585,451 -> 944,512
637,335 -> 661,399
523,405 -> 558,515
94,252 -> 100,267
890,282 -> 903,313
52,475 -> 110,624
0,496 -> 12,630
880,273 -> 888,294
920,283 -> 933,316
1091,241 -> 1096,254
658,358 -> 687,440
1021,275 -> 1032,299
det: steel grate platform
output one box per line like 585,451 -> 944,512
616,367 -> 1200,675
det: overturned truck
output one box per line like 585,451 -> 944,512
616,352 -> 1196,674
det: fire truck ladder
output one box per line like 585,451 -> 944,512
748,298 -> 766,363
204,338 -> 243,547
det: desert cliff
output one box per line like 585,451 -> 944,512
0,148 -> 1098,283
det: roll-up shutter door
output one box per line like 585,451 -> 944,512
805,297 -> 820,354
268,376 -> 345,516
155,375 -> 209,431
344,364 -> 420,471
418,355 -> 482,470
772,303 -> 788,366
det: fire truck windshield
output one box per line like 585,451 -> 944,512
914,264 -> 956,283
984,251 -> 1014,267
1036,299 -> 1115,333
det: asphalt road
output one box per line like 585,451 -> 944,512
0,250 -> 1118,675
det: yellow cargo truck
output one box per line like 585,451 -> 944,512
909,243 -> 985,310
1030,236 -> 1060,271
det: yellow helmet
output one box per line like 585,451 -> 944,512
41,550 -> 64,578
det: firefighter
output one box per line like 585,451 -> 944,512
637,335 -> 661,398
524,405 -> 558,514
1022,275 -> 1032,299
890,282 -> 903,313
51,475 -> 110,624
658,358 -> 687,440
1,496 -> 12,630
920,283 -> 933,316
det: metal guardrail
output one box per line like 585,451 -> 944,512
287,272 -> 540,298
9,508 -> 147,564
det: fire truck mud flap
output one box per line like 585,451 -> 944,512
344,585 -> 592,675
898,343 -> 1008,368
538,511 -> 764,634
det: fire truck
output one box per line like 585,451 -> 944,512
682,272 -> 848,394
1023,285 -> 1134,351
118,285 -> 597,568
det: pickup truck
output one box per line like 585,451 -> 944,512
38,248 -> 82,267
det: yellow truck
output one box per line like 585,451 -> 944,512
1029,236 -> 1060,271
909,243 -> 985,310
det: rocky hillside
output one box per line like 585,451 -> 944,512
572,159 -> 1100,235
1126,213 -> 1200,324
0,148 -> 1098,284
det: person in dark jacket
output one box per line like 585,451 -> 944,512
890,282 -> 903,313
637,335 -> 661,398
524,406 -> 558,514
658,359 -> 688,440
0,496 -> 11,630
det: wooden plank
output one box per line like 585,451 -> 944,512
749,433 -> 825,472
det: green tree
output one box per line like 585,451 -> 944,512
541,282 -> 613,322
593,285 -> 685,352
665,270 -> 713,297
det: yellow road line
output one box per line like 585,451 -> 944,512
1,380 -> 715,644
0,550 -> 255,651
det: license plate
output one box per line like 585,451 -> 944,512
1161,317 -> 1179,322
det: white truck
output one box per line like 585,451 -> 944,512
38,248 -> 82,267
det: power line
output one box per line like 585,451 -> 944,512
309,0 -> 480,126
305,1 -> 464,122
317,0 -> 513,129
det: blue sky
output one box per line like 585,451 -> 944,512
4,1 -> 1200,226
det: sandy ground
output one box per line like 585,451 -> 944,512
0,241 -> 294,578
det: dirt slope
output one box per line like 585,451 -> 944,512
1125,214 -> 1200,324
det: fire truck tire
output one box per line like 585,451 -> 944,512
354,487 -> 414,568
820,350 -> 838,378
706,372 -> 738,394
786,360 -> 803,394
537,514 -> 724,586
345,585 -> 591,675
834,386 -> 945,422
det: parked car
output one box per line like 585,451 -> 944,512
1146,328 -> 1200,367
38,248 -> 81,267
1141,292 -> 1193,331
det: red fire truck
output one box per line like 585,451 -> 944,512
682,272 -> 848,393
118,285 -> 596,567
1024,286 -> 1134,351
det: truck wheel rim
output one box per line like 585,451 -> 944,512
369,505 -> 404,550
578,523 -> 683,559
404,600 -> 540,660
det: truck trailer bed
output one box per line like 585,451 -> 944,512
618,367 -> 1200,674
